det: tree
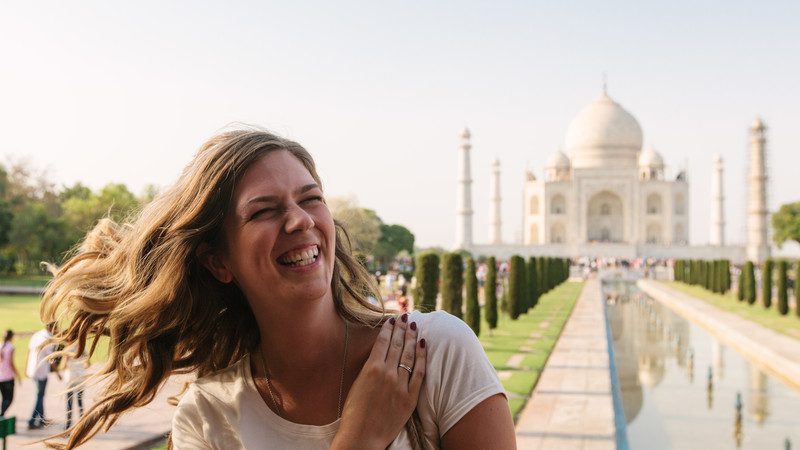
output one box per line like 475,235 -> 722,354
464,257 -> 480,336
762,259 -> 774,309
527,256 -> 539,310
772,201 -> 800,247
413,252 -> 439,312
328,196 -> 382,254
796,261 -> 800,318
776,260 -> 788,315
743,261 -> 756,305
373,224 -> 415,270
508,255 -> 525,320
737,269 -> 745,301
484,256 -> 498,333
441,253 -> 464,319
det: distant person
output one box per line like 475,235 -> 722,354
1,329 -> 20,416
397,285 -> 409,313
26,322 -> 59,429
62,344 -> 89,430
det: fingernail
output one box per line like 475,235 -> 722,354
401,313 -> 408,323
410,322 -> 417,331
420,338 -> 426,348
389,317 -> 396,325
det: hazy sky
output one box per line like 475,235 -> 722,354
2,1 -> 798,248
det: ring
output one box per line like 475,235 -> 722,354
398,363 -> 413,374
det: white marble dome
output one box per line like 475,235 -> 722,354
638,146 -> 664,167
565,92 -> 643,169
546,149 -> 570,168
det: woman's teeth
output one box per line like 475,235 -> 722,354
279,246 -> 319,267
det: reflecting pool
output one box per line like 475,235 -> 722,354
605,280 -> 800,450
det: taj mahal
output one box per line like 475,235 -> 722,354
455,88 -> 774,264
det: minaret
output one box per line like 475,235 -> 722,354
746,118 -> 770,263
489,159 -> 502,244
710,153 -> 725,246
455,127 -> 473,250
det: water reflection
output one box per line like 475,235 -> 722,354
606,280 -> 800,450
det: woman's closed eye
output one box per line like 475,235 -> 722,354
301,196 -> 324,205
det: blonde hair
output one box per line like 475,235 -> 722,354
41,127 -> 428,449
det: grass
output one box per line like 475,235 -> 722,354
478,280 -> 583,421
664,281 -> 800,340
0,294 -> 109,378
0,275 -> 51,287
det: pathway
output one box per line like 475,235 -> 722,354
515,278 -> 617,450
3,368 -> 190,449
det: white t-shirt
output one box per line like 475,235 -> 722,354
172,311 -> 505,449
26,329 -> 55,381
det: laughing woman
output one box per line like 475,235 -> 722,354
41,128 -> 516,449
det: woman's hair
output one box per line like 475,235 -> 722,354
40,127 -> 428,450
3,329 -> 11,343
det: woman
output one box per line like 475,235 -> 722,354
0,329 -> 20,416
41,127 -> 515,449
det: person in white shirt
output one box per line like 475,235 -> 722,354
62,344 -> 89,430
25,322 -> 58,429
39,128 -> 516,449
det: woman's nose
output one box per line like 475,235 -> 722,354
284,203 -> 315,233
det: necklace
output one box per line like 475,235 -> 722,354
257,318 -> 349,419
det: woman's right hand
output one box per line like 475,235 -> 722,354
331,314 -> 428,450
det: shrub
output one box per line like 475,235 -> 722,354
464,257 -> 480,335
441,252 -> 464,319
762,259 -> 774,309
744,261 -> 756,305
508,255 -> 525,320
777,260 -> 788,315
484,256 -> 498,332
527,256 -> 539,310
413,252 -> 440,312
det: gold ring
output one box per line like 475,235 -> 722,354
398,363 -> 413,374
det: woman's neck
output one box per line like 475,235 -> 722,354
254,295 -> 345,377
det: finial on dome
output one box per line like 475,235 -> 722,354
602,72 -> 608,95
751,116 -> 765,131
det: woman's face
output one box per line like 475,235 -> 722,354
213,150 -> 336,312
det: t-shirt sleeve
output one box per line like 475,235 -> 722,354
172,387 -> 213,450
420,311 -> 506,437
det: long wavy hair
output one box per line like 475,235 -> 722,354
41,127 -> 428,449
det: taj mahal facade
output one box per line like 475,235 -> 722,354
454,89 -> 774,264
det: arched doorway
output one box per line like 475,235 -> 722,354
587,191 -> 624,242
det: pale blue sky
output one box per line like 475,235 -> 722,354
1,1 -> 798,248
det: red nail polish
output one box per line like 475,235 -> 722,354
401,313 -> 408,323
410,322 -> 417,331
420,338 -> 426,348
389,317 -> 396,325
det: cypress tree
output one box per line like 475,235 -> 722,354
464,257 -> 480,335
484,256 -> 498,332
777,260 -> 788,315
536,256 -> 545,297
762,259 -> 774,309
795,261 -> 800,318
744,261 -> 756,305
706,261 -> 714,291
527,256 -> 539,310
441,253 -> 464,318
674,260 -> 682,282
414,252 -> 440,312
737,268 -> 745,301
722,260 -> 731,293
714,260 -> 723,293
508,255 -> 525,320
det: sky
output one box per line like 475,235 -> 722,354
1,1 -> 799,249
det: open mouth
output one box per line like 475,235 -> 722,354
277,245 -> 320,268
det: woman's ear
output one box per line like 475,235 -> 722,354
196,242 -> 234,283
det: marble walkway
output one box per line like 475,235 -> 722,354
515,278 -> 618,450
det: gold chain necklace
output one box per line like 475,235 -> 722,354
257,318 -> 349,419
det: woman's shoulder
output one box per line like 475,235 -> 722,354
407,310 -> 476,342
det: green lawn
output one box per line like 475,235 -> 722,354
479,281 -> 583,421
0,275 -> 51,287
664,281 -> 800,340
0,293 -> 109,378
